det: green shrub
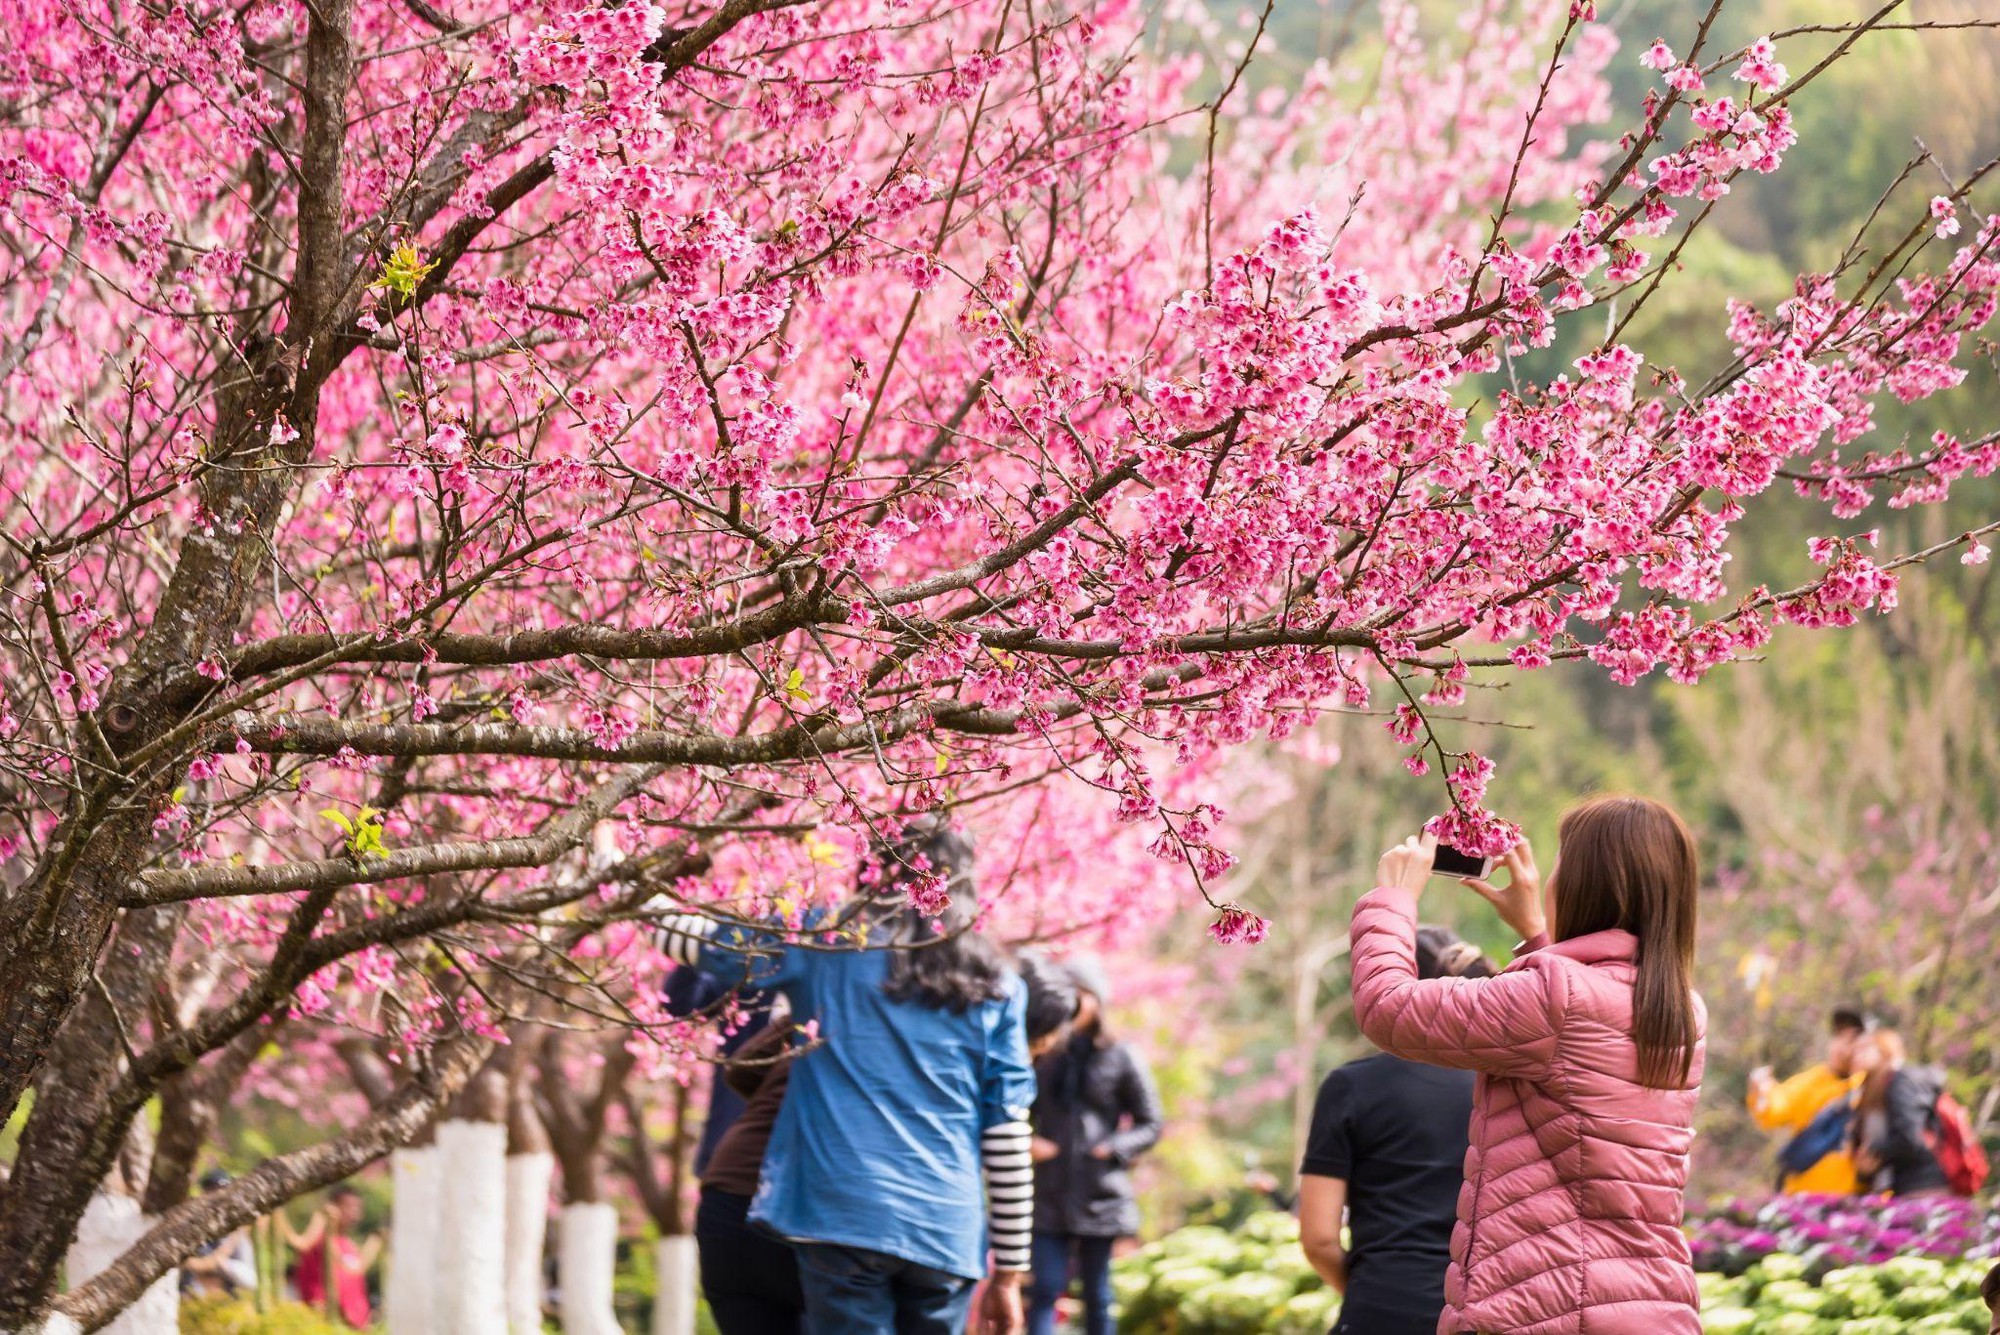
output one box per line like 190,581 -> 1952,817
179,1297 -> 354,1334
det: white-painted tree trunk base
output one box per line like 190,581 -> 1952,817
64,1194 -> 177,1335
10,1318 -> 83,1335
436,1120 -> 509,1335
385,1145 -> 441,1335
557,1202 -> 621,1335
651,1235 -> 699,1335
503,1152 -> 554,1335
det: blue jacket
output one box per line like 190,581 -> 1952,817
700,925 -> 1034,1279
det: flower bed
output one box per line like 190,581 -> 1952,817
1110,1213 -> 1336,1334
1691,1194 -> 2000,1278
1115,1211 -> 1997,1334
1698,1252 -> 1994,1333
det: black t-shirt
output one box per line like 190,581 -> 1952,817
1300,1052 -> 1475,1335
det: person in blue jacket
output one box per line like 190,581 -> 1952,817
660,817 -> 1035,1334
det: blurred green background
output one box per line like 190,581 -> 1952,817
1131,0 -> 2000,1227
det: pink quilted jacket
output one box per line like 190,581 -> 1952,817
1350,886 -> 1706,1335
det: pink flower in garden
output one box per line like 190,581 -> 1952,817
1962,540 -> 1989,566
1639,41 -> 1675,72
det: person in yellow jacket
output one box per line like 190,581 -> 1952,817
1748,1005 -> 1871,1194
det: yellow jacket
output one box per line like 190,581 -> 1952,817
1749,1063 -> 1865,1195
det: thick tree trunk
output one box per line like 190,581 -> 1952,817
435,1118 -> 509,1334
534,1028 -> 633,1335
0,908 -> 183,1324
556,1204 -> 621,1335
503,1065 -> 553,1335
143,1026 -> 269,1217
383,1147 -> 442,1335
650,1236 -> 698,1335
503,1154 -> 554,1335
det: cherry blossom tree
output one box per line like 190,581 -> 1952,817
4,0 -> 2000,1324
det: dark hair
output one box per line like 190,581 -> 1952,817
1016,951 -> 1080,1042
1551,795 -> 1700,1090
328,1184 -> 361,1203
199,1168 -> 231,1192
1415,925 -> 1496,981
1830,1005 -> 1868,1035
869,818 -> 1010,1013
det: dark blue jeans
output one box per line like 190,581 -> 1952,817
793,1242 -> 975,1334
1026,1232 -> 1115,1335
695,1187 -> 804,1335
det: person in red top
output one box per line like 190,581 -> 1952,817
284,1184 -> 377,1328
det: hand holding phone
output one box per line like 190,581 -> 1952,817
1376,833 -> 1437,894
1462,837 -> 1547,943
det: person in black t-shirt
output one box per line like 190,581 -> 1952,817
1298,925 -> 1494,1335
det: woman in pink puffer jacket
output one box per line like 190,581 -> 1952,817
1351,795 -> 1706,1335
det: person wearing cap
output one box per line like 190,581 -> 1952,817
1748,1005 -> 1871,1194
1024,957 -> 1163,1335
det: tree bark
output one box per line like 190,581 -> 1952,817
0,907 -> 185,1323
142,1026 -> 271,1216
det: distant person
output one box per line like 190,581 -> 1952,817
1299,926 -> 1495,1335
1981,1261 -> 2000,1335
1025,958 -> 1162,1335
284,1184 -> 376,1328
661,818 -> 1035,1335
693,953 -> 1077,1335
1848,1028 -> 1950,1197
1747,1005 -> 1869,1194
181,1170 -> 257,1298
1353,796 -> 1707,1335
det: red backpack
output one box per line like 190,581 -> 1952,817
1927,1088 -> 1991,1197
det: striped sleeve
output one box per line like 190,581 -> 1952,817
656,913 -> 715,967
982,1118 -> 1034,1272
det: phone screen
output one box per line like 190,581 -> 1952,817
1430,844 -> 1491,879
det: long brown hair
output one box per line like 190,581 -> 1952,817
1854,1029 -> 1906,1114
1551,795 -> 1700,1089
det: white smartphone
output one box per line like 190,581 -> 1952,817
1430,844 -> 1497,880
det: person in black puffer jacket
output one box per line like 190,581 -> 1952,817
1026,958 -> 1163,1335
